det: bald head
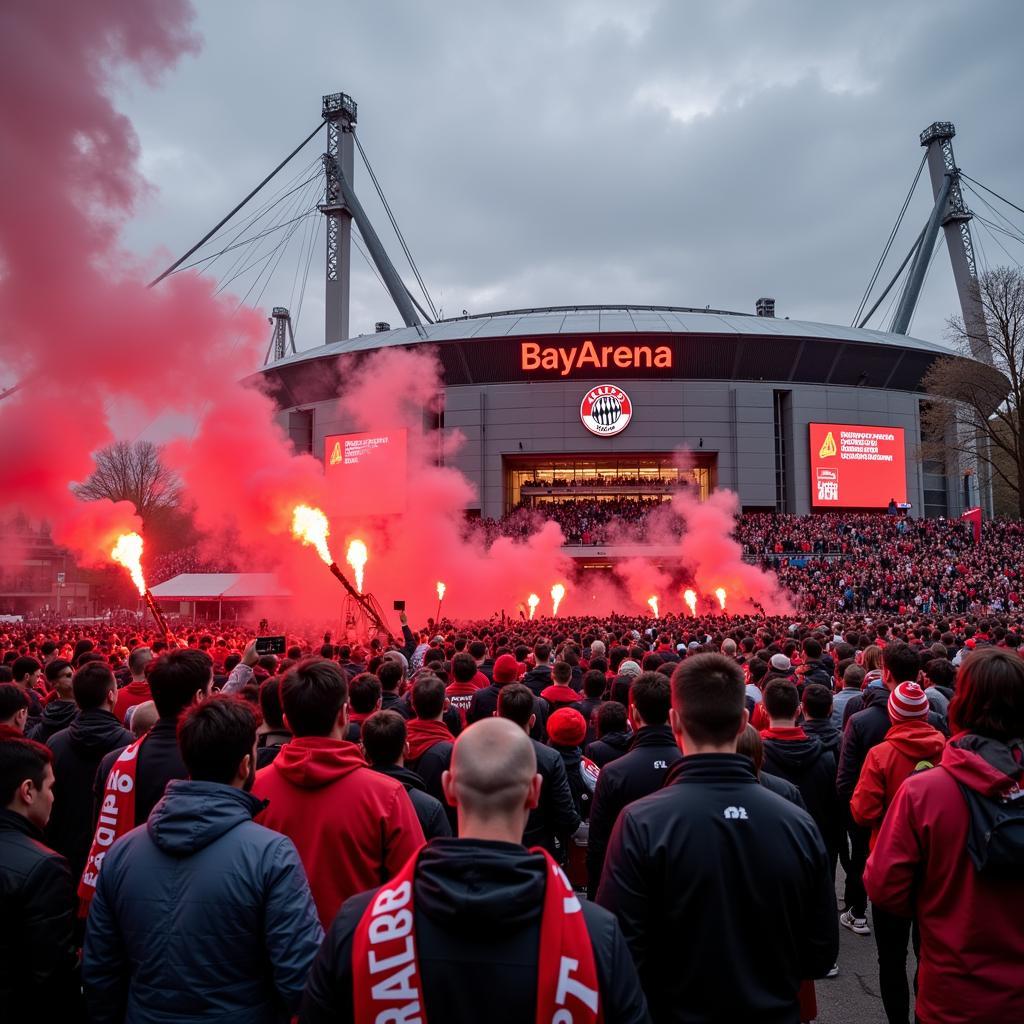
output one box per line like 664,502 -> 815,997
447,717 -> 538,820
129,699 -> 159,737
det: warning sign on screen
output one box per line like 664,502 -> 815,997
809,422 -> 906,509
324,428 -> 408,516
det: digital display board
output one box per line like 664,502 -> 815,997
809,423 -> 906,509
324,428 -> 408,516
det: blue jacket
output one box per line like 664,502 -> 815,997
83,780 -> 323,1023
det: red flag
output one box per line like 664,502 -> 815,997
961,506 -> 982,544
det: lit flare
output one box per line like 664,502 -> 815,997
683,589 -> 697,616
111,533 -> 146,596
715,587 -> 727,611
436,581 -> 446,602
527,593 -> 540,620
291,505 -> 333,565
551,583 -> 566,616
648,595 -> 659,618
347,539 -> 368,593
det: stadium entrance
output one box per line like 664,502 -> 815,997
505,454 -> 714,511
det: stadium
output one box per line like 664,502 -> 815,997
258,301 -> 975,527
250,103 -> 995,553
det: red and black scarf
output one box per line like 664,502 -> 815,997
352,846 -> 602,1023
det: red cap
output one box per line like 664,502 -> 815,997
547,707 -> 587,747
493,653 -> 520,684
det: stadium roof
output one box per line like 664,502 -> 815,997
149,573 -> 288,601
267,304 -> 956,368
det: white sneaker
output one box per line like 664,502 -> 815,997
839,909 -> 870,935
826,963 -> 839,978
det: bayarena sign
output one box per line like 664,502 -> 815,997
581,385 -> 632,437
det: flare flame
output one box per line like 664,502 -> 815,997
436,581 -> 446,602
527,593 -> 540,620
291,505 -> 333,565
683,589 -> 697,616
347,539 -> 368,593
111,533 -> 146,596
715,587 -> 727,611
551,583 -> 566,616
648,595 -> 659,618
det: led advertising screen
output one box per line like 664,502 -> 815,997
324,428 -> 408,516
809,423 -> 906,509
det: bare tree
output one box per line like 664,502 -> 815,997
74,440 -> 181,522
921,266 -> 1024,518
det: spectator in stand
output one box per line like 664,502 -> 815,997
586,701 -> 631,767
299,717 -> 649,1023
112,646 -> 152,725
587,672 -> 681,898
252,658 -> 424,929
46,662 -> 133,881
0,738 -> 80,1019
597,653 -> 838,1023
852,681 -> 945,1024
82,695 -> 323,1024
29,660 -> 77,742
865,649 -> 1024,1024
360,709 -> 451,841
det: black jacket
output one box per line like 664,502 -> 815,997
379,690 -> 413,720
586,729 -> 632,768
299,838 -> 649,1024
761,731 -> 839,850
256,728 -> 292,769
760,770 -> 806,808
28,698 -> 78,743
587,725 -> 682,897
94,716 -> 188,828
836,687 -> 945,799
578,696 -> 603,746
526,738 -> 581,854
597,755 -> 838,1024
803,717 -> 841,759
0,809 -> 80,1019
521,663 -> 552,697
556,745 -> 596,820
798,660 -> 832,689
371,763 -> 452,840
467,683 -> 548,742
47,708 -> 133,879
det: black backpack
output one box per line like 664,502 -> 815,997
954,776 -> 1024,876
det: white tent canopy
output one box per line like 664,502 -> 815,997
149,573 -> 289,602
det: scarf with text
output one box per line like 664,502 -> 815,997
77,736 -> 145,917
352,846 -> 601,1023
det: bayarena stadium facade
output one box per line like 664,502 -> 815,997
257,302 -> 980,530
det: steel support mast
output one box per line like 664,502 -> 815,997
320,93 -> 357,343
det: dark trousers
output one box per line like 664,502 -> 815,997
873,904 -> 920,1024
844,819 -> 870,917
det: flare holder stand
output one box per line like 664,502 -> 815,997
328,563 -> 393,642
143,589 -> 172,643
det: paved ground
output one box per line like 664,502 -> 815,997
814,868 -> 916,1024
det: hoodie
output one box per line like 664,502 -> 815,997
761,727 -> 839,850
300,839 -> 649,1024
370,763 -> 452,841
539,682 -> 584,714
585,730 -> 632,768
851,719 -> 945,847
46,709 -> 133,879
865,735 -> 1024,1024
81,781 -> 323,1024
252,737 -> 424,928
28,698 -> 78,743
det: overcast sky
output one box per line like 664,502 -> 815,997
115,0 -> 1024,364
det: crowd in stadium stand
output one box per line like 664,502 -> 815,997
2,590 -> 1024,1022
149,547 -> 239,585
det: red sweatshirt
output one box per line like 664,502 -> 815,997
113,681 -> 151,725
253,736 -> 424,928
865,738 -> 1024,1024
405,719 -> 453,762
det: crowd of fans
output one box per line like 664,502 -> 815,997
2,594 -> 1023,1023
149,547 -> 239,585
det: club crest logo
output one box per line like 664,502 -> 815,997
581,385 -> 632,437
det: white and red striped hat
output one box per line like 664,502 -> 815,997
888,681 -> 929,722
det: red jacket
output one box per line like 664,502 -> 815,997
540,682 -> 582,711
113,681 -> 151,725
864,737 -> 1024,1024
252,736 -> 424,928
850,719 -> 945,848
445,681 -> 476,727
